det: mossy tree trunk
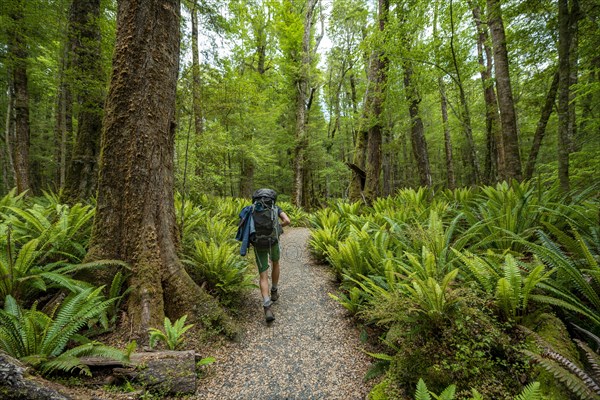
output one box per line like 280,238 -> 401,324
87,0 -> 234,341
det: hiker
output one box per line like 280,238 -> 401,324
236,188 -> 290,323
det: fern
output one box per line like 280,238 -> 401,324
183,239 -> 255,306
413,378 -> 457,400
148,315 -> 194,350
513,382 -> 541,400
0,290 -> 125,375
524,349 -> 600,399
415,379 -> 432,400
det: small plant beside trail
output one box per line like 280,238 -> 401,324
148,315 -> 194,350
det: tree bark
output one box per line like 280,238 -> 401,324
293,0 -> 318,207
8,0 -> 31,195
363,0 -> 389,203
470,2 -> 504,184
0,352 -> 74,400
3,84 -> 16,191
449,0 -> 480,185
558,0 -> 571,192
524,71 -> 559,180
439,81 -> 456,189
487,0 -> 522,181
433,1 -> 455,190
64,0 -> 105,202
87,0 -> 235,341
404,62 -> 432,188
191,3 -> 203,137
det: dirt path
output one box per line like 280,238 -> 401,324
195,227 -> 372,400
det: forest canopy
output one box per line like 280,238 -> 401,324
0,0 -> 598,204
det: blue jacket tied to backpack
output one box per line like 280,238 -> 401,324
236,205 -> 255,256
236,188 -> 281,256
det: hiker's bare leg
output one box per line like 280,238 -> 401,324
272,259 -> 280,287
259,270 -> 270,299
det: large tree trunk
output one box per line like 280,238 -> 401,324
470,2 -> 504,184
487,0 -> 522,181
524,71 -> 559,180
8,0 -> 31,195
87,0 -> 235,341
64,0 -> 105,202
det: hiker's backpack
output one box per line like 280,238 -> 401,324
250,189 -> 282,248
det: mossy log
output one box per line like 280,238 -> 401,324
111,351 -> 197,395
0,352 -> 72,400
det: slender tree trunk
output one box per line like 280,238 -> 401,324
191,3 -> 203,137
293,0 -> 318,207
64,0 -> 105,202
568,0 -> 580,153
557,0 -> 571,193
3,85 -> 15,191
524,71 -> 559,180
87,0 -> 234,341
470,2 -> 503,184
349,0 -> 388,202
487,0 -> 522,181
363,0 -> 389,203
450,0 -> 479,185
8,0 -> 31,195
404,62 -> 432,188
239,7 -> 270,198
578,56 -> 599,141
433,1 -> 455,190
439,81 -> 456,189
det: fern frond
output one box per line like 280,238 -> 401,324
513,382 -> 541,400
437,384 -> 456,400
575,340 -> 600,384
524,350 -> 598,399
415,378 -> 431,400
40,354 -> 90,376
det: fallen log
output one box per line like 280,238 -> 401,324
0,352 -> 73,400
111,351 -> 197,395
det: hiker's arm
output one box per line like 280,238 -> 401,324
279,211 -> 291,227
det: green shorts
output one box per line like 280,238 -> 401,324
253,242 -> 281,273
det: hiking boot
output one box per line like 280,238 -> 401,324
270,288 -> 279,302
264,305 -> 275,323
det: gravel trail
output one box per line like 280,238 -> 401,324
195,227 -> 372,400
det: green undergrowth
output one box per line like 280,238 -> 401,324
310,181 -> 600,399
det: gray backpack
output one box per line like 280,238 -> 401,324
250,189 -> 281,248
